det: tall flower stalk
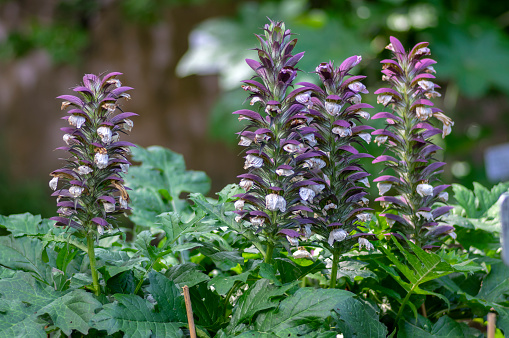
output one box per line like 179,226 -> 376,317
372,37 -> 454,248
233,20 -> 311,263
297,58 -> 375,288
50,72 -> 135,295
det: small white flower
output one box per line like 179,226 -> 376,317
332,126 -> 352,137
68,115 -> 86,129
94,151 -> 109,169
103,202 -> 115,213
287,236 -> 299,246
120,163 -> 129,174
416,47 -> 431,55
328,229 -> 347,246
426,65 -> 436,73
250,216 -> 265,227
293,247 -> 313,260
348,94 -> 362,104
374,135 -> 388,146
416,211 -> 433,220
107,78 -> 121,87
49,176 -> 58,191
97,225 -> 104,236
303,158 -> 326,170
357,110 -> 371,120
325,101 -> 343,116
299,187 -> 316,203
425,90 -> 441,99
250,96 -> 263,105
119,196 -> 128,209
356,213 -> 372,222
235,214 -> 243,223
266,194 -> 286,212
302,133 -> 317,146
377,182 -> 392,196
310,184 -> 325,195
358,197 -> 369,206
323,202 -> 337,214
438,191 -> 449,202
255,133 -> 270,143
276,168 -> 294,176
296,91 -> 312,108
283,143 -> 303,153
69,185 -> 84,198
97,126 -> 113,144
304,224 -> 312,238
238,136 -> 252,146
348,81 -> 367,93
415,106 -> 432,121
377,94 -> 392,105
63,134 -> 76,145
380,201 -> 392,208
244,154 -> 263,169
239,179 -> 254,191
74,165 -> 93,175
416,183 -> 434,197
359,177 -> 370,188
112,133 -> 120,143
433,112 -> 454,138
418,80 -> 435,91
358,133 -> 371,143
358,237 -> 374,250
123,119 -> 134,132
102,103 -> 116,113
385,43 -> 395,52
234,199 -> 245,210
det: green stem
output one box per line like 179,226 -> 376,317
395,289 -> 413,325
329,249 -> 340,289
265,242 -> 274,264
134,260 -> 156,295
87,233 -> 100,296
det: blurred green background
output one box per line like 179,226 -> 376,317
0,0 -> 508,218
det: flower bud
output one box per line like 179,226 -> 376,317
358,237 -> 374,250
49,176 -> 58,191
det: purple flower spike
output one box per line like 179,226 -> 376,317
374,37 -> 454,247
50,72 -> 135,238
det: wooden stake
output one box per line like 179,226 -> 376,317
183,285 -> 196,338
487,311 -> 496,338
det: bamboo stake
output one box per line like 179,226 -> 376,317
183,285 -> 196,338
487,310 -> 496,338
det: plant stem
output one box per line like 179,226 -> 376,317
265,241 -> 274,264
134,260 -> 156,295
395,289 -> 413,324
87,232 -> 100,296
329,249 -> 340,289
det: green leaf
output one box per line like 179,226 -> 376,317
165,263 -> 210,288
379,238 -> 455,314
189,282 -> 227,331
208,271 -> 251,296
107,270 -> 136,294
255,288 -> 353,333
95,249 -> 148,280
275,257 -> 326,284
398,315 -> 479,337
259,263 -> 281,286
0,272 -> 100,336
477,262 -> 509,303
331,296 -> 388,337
0,213 -> 46,237
336,260 -> 378,283
228,279 -> 297,334
125,146 -> 211,228
0,235 -> 53,283
91,272 -> 187,337
452,184 -> 477,217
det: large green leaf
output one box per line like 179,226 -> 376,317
477,262 -> 509,303
275,257 -> 326,284
165,263 -> 210,288
91,272 -> 187,337
189,281 -> 227,331
398,315 -> 479,337
0,213 -> 46,237
95,248 -> 148,280
254,288 -> 353,333
0,235 -> 53,283
227,279 -> 297,334
379,237 -> 455,315
336,260 -> 378,283
125,146 -> 211,228
0,272 -> 101,336
331,296 -> 387,337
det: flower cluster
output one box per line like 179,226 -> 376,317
296,58 -> 376,257
50,72 -> 136,237
232,20 -> 312,260
372,37 -> 454,247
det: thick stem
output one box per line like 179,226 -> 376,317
265,242 -> 274,264
329,248 -> 340,289
87,233 -> 100,296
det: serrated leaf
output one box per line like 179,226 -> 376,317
95,249 -> 148,279
228,279 -> 297,334
336,260 -> 378,283
0,213 -> 45,237
259,263 -> 281,286
452,184 -> 477,217
255,288 -> 353,333
0,235 -> 53,283
331,296 -> 387,337
477,262 -> 509,303
165,263 -> 210,288
91,272 -> 186,337
189,282 -> 227,331
208,271 -> 251,296
275,257 -> 326,284
107,270 -> 135,294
